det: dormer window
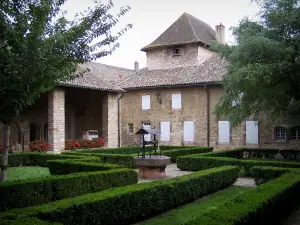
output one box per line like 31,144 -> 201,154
173,47 -> 181,56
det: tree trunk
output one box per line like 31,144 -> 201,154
1,123 -> 11,182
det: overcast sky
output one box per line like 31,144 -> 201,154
63,0 -> 259,69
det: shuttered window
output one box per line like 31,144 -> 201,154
184,121 -> 195,142
142,95 -> 150,110
160,121 -> 170,141
246,121 -> 259,144
172,93 -> 182,109
218,121 -> 230,144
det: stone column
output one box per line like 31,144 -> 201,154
102,93 -> 118,148
48,88 -> 65,153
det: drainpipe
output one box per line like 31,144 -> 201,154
204,86 -> 210,147
117,93 -> 124,148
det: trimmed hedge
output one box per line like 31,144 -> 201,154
74,146 -> 192,154
6,153 -> 87,167
47,159 -> 123,175
64,147 -> 213,167
0,168 -> 137,212
1,166 -> 239,225
2,218 -> 62,225
177,151 -> 300,171
185,171 -> 300,225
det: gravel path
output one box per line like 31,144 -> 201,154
233,177 -> 256,187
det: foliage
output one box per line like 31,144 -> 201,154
160,147 -> 213,163
212,0 -> 300,126
0,143 -> 2,153
177,148 -> 300,171
65,138 -> 105,150
47,159 -> 122,175
0,166 -> 239,224
7,166 -> 50,182
0,168 -> 137,212
5,152 -> 86,167
185,171 -> 300,225
29,140 -> 50,152
140,186 -> 250,225
2,218 -> 62,225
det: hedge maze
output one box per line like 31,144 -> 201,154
1,147 -> 300,224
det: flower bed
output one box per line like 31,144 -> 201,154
65,138 -> 105,150
29,140 -> 50,152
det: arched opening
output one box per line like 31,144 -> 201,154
44,123 -> 48,142
30,123 -> 41,142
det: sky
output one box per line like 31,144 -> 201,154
62,0 -> 259,70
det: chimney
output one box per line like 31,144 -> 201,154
134,61 -> 139,72
215,23 -> 225,44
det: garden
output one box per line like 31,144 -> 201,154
1,146 -> 300,225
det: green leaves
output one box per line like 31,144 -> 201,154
212,0 -> 300,126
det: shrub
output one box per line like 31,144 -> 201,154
185,171 -> 300,225
0,168 -> 137,212
29,140 -> 50,152
177,149 -> 300,171
162,147 -> 213,163
65,138 -> 105,150
1,166 -> 239,224
47,159 -> 123,175
6,153 -> 87,167
2,218 -> 62,225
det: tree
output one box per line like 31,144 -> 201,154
212,0 -> 300,127
0,0 -> 131,182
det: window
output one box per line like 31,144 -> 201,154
128,123 -> 134,133
43,123 -> 48,142
275,127 -> 286,140
160,121 -> 170,141
218,121 -> 230,144
142,95 -> 150,110
172,93 -> 182,109
184,121 -> 195,142
246,121 -> 259,144
291,126 -> 300,140
173,47 -> 181,55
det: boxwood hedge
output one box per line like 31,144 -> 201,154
177,149 -> 300,171
0,168 -> 137,212
47,159 -> 123,175
1,166 -> 239,225
185,170 -> 300,225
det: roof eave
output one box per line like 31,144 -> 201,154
57,84 -> 125,93
122,81 -> 223,90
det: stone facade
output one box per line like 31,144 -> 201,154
120,85 -> 300,149
48,88 -> 65,153
146,44 -> 213,70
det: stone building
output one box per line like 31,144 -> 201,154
1,12 -> 299,152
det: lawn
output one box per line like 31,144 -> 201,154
7,166 -> 51,182
136,186 -> 252,225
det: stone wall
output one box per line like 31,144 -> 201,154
146,44 -> 212,70
48,88 -> 65,153
120,86 -> 299,149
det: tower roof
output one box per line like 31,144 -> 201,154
141,12 -> 216,51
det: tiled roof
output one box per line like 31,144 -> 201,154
119,54 -> 227,89
60,62 -> 135,92
141,12 -> 216,51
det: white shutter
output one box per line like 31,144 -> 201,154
246,121 -> 259,144
184,121 -> 195,142
142,95 -> 150,110
172,93 -> 182,109
142,123 -> 151,142
218,121 -> 230,144
160,121 -> 170,141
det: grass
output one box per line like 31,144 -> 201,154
136,186 -> 252,225
7,166 -> 51,182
